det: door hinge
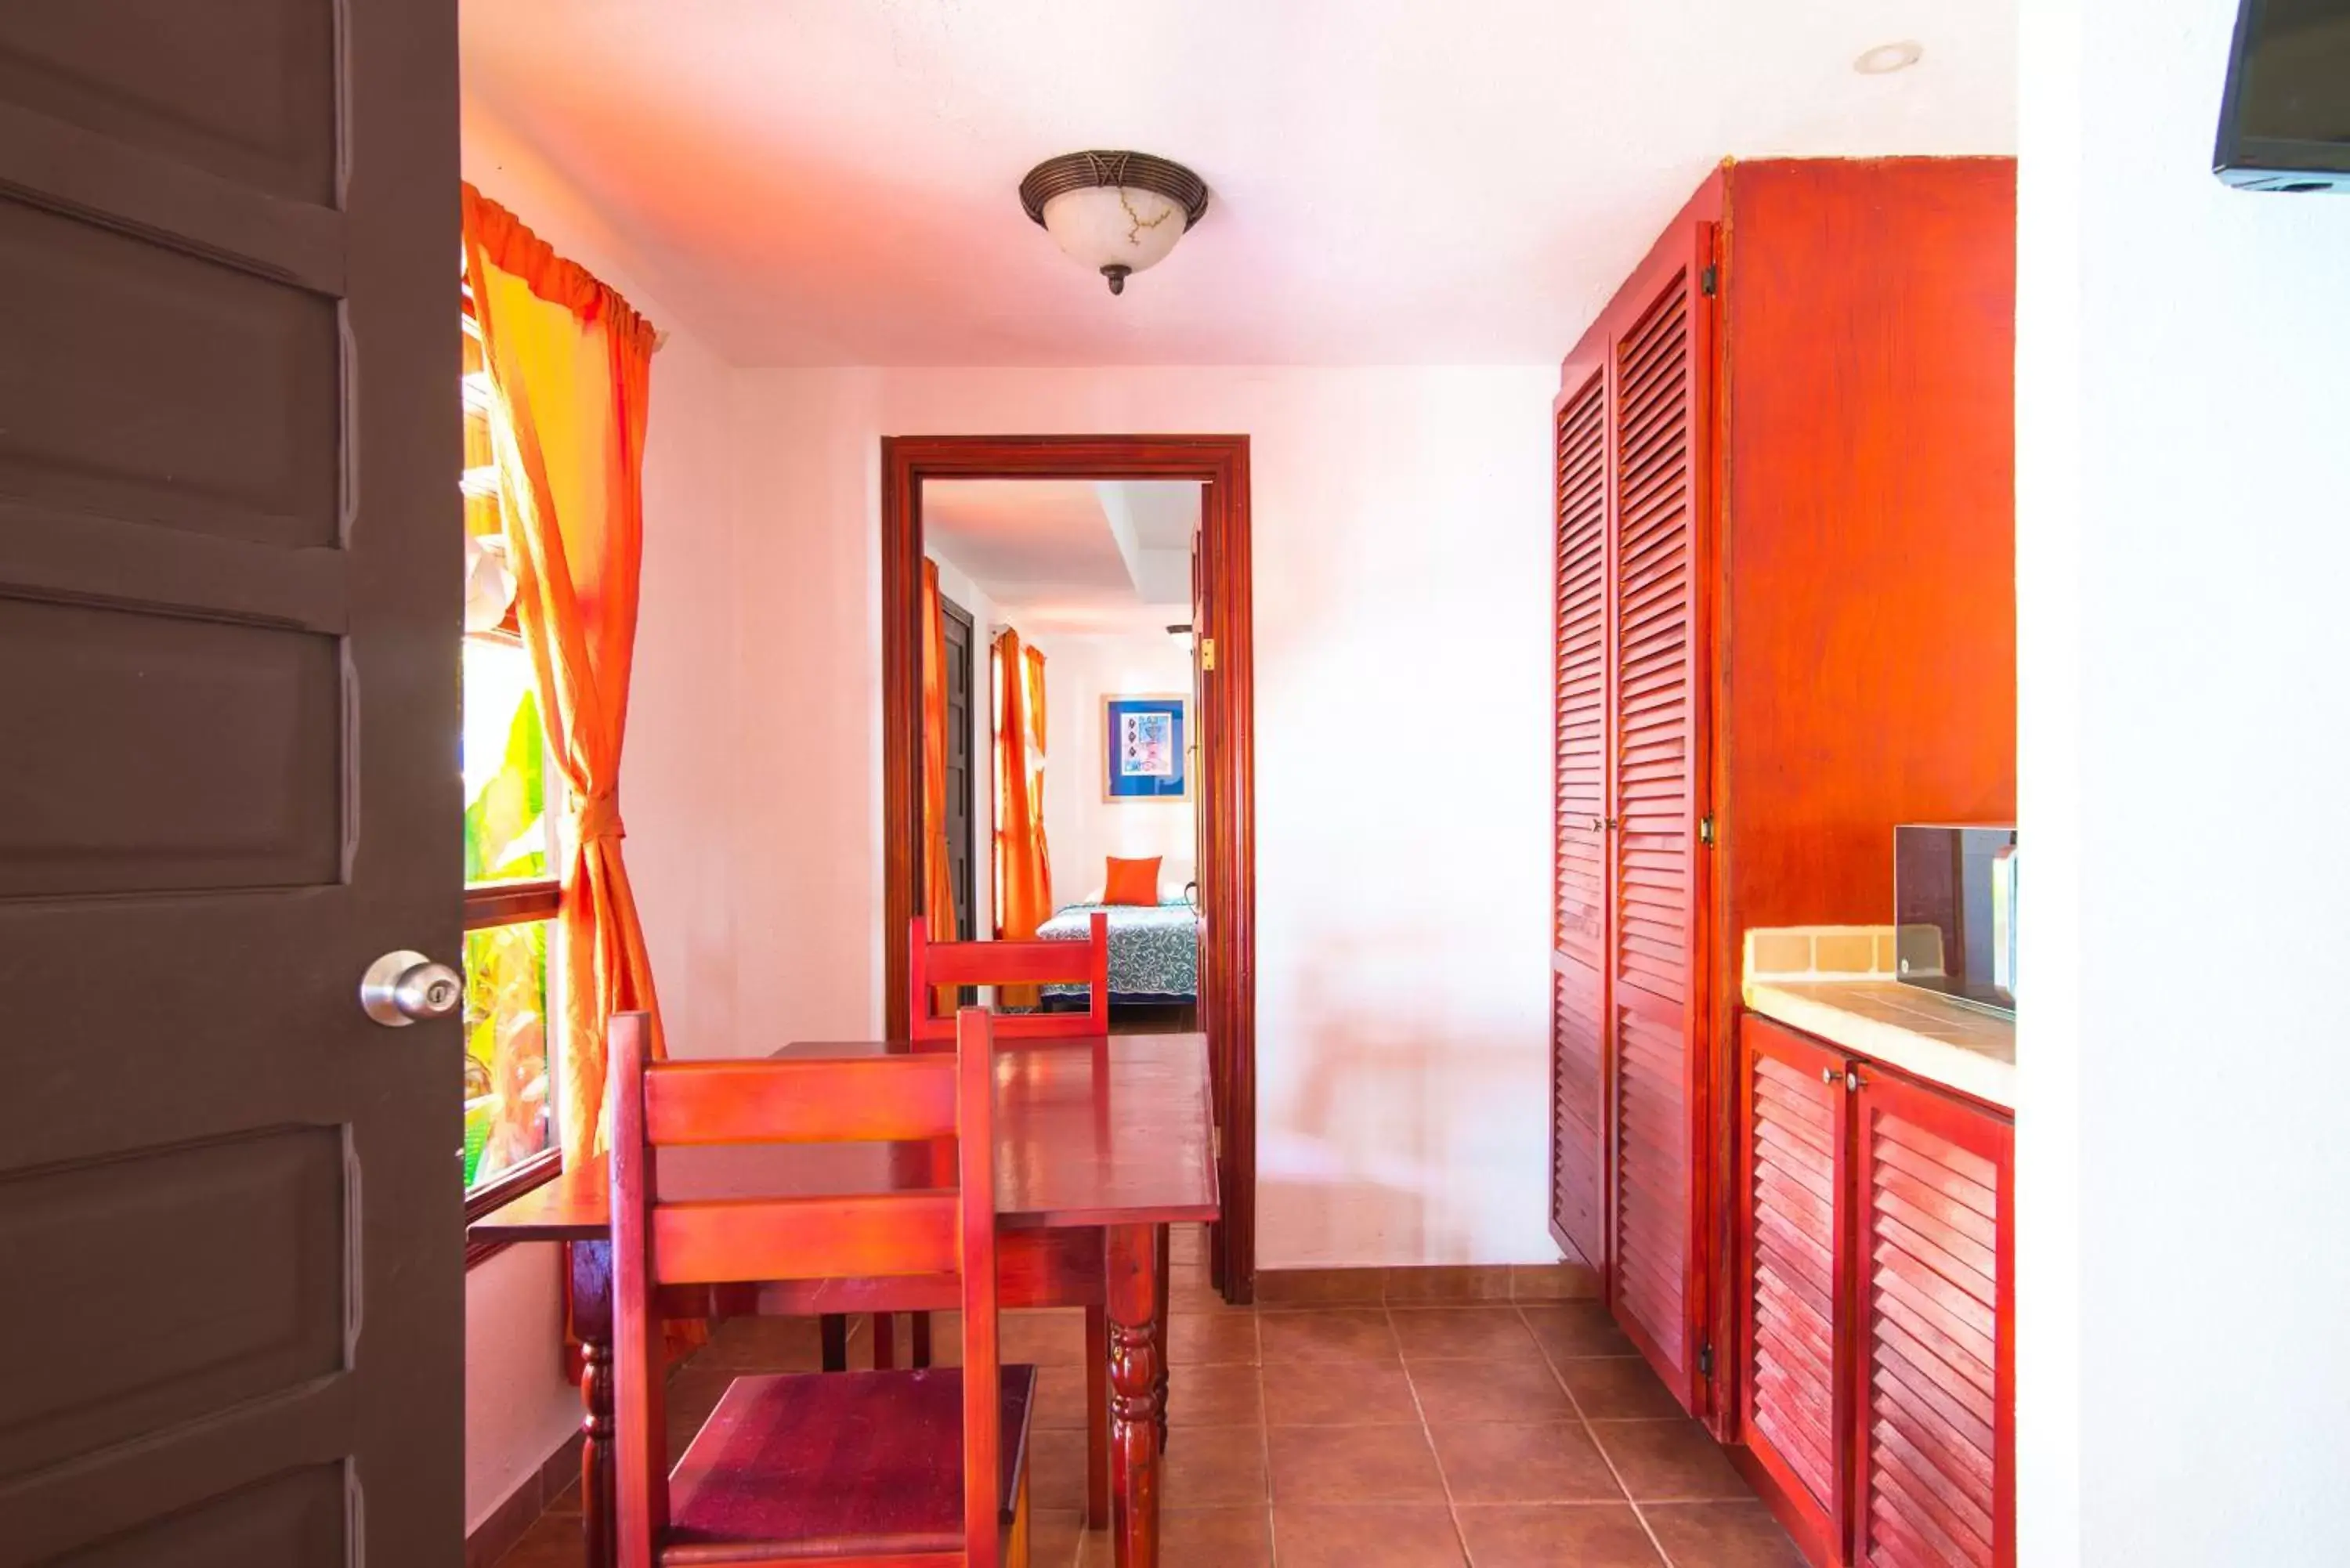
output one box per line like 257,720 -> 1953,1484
1211,1123 -> 1223,1161
1200,636 -> 1217,672
1697,1342 -> 1714,1377
1698,815 -> 1716,847
1700,263 -> 1718,297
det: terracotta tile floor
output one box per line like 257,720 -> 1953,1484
494,1226 -> 1802,1566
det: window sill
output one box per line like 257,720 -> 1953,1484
465,1146 -> 562,1270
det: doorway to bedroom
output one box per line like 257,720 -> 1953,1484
883,435 -> 1257,1302
928,476 -> 1203,1035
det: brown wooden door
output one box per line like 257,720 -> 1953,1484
0,2 -> 463,1562
1190,485 -> 1221,1284
1604,231 -> 1713,1408
1549,365 -> 1610,1274
1851,1069 -> 2013,1568
1739,1017 -> 1853,1567
940,593 -> 976,948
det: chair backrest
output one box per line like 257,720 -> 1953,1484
609,1009 -> 1003,1568
908,912 -> 1109,1041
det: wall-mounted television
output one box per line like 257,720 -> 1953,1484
2215,0 -> 2350,190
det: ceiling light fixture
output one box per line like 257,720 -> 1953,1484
1854,40 -> 1925,74
1019,151 -> 1210,295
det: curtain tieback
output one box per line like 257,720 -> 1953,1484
574,793 -> 626,846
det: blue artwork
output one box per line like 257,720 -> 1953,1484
1103,695 -> 1188,801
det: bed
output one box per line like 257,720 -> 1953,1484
1037,898 -> 1202,1006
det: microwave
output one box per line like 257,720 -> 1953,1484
1894,825 -> 2017,1016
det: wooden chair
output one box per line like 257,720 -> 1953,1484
909,912 -> 1111,1040
609,1009 -> 1034,1568
895,912 -> 1116,1525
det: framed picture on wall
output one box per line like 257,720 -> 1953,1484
1102,694 -> 1188,802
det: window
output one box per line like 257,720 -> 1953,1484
461,294 -> 563,1232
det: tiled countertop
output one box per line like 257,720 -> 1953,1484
1741,927 -> 2016,1111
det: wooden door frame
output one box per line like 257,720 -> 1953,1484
881,435 -> 1257,1302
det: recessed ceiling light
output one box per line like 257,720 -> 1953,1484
1855,40 -> 1924,74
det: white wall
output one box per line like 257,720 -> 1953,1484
1033,630 -> 1198,908
460,98 -> 746,1531
729,367 -> 1559,1266
2018,3 -> 2350,1563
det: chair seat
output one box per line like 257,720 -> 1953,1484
666,1365 -> 1037,1557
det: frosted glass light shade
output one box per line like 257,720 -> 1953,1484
1020,152 -> 1208,294
1039,186 -> 1188,279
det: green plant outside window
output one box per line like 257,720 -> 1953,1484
462,638 -> 555,1189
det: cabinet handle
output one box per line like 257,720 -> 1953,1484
1821,1066 -> 1838,1086
1846,1068 -> 1864,1091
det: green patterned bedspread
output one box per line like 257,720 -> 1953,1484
1037,899 -> 1200,1003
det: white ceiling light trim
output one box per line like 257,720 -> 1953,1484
1019,150 -> 1210,294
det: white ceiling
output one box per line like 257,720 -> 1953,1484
461,1 -> 2016,367
926,480 -> 1202,636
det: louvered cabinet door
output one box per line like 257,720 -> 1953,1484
1607,251 -> 1708,1400
1739,1017 -> 1851,1564
1853,1071 -> 2014,1568
1549,366 -> 1610,1270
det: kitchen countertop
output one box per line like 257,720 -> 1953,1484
1741,927 -> 2016,1111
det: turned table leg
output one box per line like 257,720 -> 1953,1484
568,1241 -> 618,1568
1106,1223 -> 1165,1568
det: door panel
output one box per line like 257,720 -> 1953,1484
1607,255 -> 1705,1399
0,0 -> 340,204
1550,367 -> 1608,1270
0,197 -> 344,545
1739,1017 -> 1851,1563
0,600 -> 343,897
0,2 -> 461,1562
1853,1071 -> 2012,1568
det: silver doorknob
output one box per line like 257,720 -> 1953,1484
360,950 -> 463,1027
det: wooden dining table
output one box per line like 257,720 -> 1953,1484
468,1030 -> 1220,1568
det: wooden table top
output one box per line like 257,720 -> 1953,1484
468,1031 -> 1220,1243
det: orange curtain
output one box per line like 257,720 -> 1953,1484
920,563 -> 960,1015
1022,645 -> 1053,912
463,184 -> 663,1171
993,630 -> 1053,1005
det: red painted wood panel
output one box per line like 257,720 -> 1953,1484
1608,256 -> 1703,1392
1853,1068 -> 2012,1568
1737,1016 -> 1851,1567
1551,366 -> 1608,1270
1713,156 -> 2019,1086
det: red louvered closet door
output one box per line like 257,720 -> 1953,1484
1604,240 -> 1711,1406
1549,366 -> 1610,1272
1852,1071 -> 2014,1568
1739,1017 -> 1852,1566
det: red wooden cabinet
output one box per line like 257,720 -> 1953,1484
1733,1015 -> 2014,1568
1739,1018 -> 1853,1565
1547,157 -> 2018,1423
1853,1059 -> 2014,1568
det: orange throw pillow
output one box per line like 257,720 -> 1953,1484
1102,855 -> 1162,906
